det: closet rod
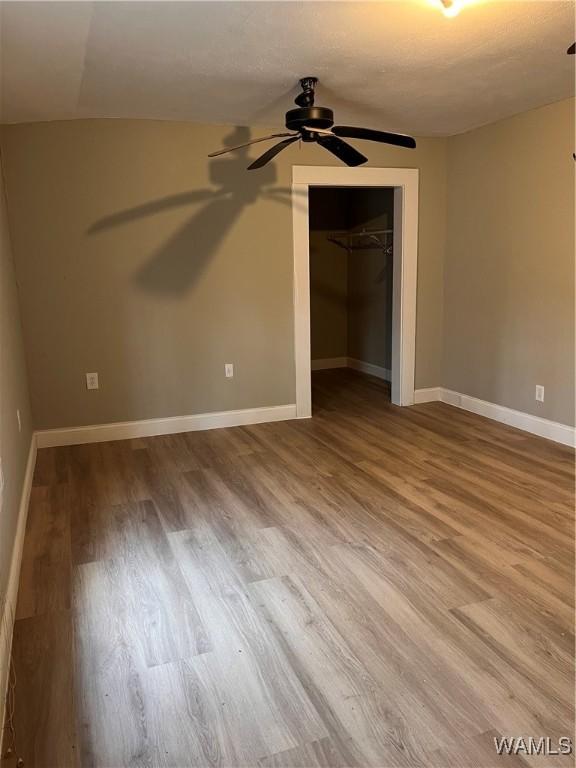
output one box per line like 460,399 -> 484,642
327,228 -> 393,253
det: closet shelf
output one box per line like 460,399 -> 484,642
327,228 -> 393,254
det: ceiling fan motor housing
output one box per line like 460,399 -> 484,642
285,106 -> 334,138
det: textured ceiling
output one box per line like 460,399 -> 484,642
0,1 -> 574,136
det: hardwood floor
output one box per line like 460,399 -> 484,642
5,369 -> 575,767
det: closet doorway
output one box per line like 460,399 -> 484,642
309,186 -> 394,410
291,166 -> 419,418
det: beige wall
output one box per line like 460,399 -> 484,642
1,105 -> 572,431
0,148 -> 32,616
309,187 -> 349,361
0,120 -> 447,429
444,98 -> 575,426
347,189 -> 394,370
309,231 -> 348,360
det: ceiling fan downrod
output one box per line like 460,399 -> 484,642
294,77 -> 318,107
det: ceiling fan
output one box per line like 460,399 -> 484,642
208,77 -> 416,170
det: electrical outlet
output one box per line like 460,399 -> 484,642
16,409 -> 21,433
225,363 -> 234,378
535,385 -> 544,403
86,372 -> 99,390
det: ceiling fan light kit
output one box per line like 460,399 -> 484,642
208,77 -> 417,170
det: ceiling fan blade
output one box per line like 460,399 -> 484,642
332,125 -> 416,149
568,42 -> 576,54
248,136 -> 300,170
208,132 -> 296,158
317,135 -> 367,167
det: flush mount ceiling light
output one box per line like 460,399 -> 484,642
439,0 -> 462,17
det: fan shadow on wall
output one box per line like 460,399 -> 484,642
87,127 -> 305,296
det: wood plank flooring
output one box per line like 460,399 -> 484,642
4,369 -> 575,767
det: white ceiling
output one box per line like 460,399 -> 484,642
0,1 -> 574,136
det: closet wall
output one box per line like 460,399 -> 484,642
347,189 -> 394,372
309,188 -> 349,361
309,187 -> 394,373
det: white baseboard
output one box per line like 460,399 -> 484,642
311,357 -> 348,371
441,389 -> 575,447
35,404 -> 297,448
311,357 -> 391,382
413,387 -> 442,404
347,358 -> 391,382
0,435 -> 37,751
413,387 -> 575,447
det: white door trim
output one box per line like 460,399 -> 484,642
292,165 -> 419,417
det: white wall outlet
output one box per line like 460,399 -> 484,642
535,385 -> 544,403
225,363 -> 234,378
16,409 -> 21,433
86,372 -> 99,390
